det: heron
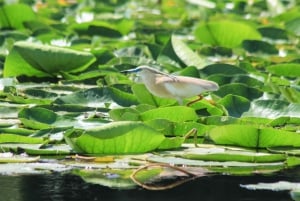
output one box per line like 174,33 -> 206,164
122,65 -> 219,106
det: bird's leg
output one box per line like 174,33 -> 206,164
187,95 -> 216,106
186,95 -> 203,106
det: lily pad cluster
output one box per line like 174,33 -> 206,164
0,0 -> 300,191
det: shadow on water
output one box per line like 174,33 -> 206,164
1,169 -> 300,201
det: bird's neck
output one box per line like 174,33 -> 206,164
140,72 -> 156,85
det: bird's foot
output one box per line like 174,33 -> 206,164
187,95 -> 216,106
186,95 -> 203,106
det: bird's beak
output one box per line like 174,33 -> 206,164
120,68 -> 139,74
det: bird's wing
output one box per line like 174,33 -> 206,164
157,76 -> 218,89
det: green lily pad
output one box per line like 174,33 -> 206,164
171,35 -> 207,69
201,63 -> 247,76
215,83 -> 263,100
207,74 -> 263,87
148,155 -> 284,169
285,17 -> 300,36
140,106 -> 198,122
217,94 -> 250,117
244,100 -> 300,118
258,27 -> 288,40
208,124 -> 300,148
18,107 -> 58,129
109,107 -> 141,121
267,63 -> 300,78
181,149 -> 286,163
18,106 -> 106,130
243,40 -> 278,54
72,169 -> 138,190
132,84 -> 176,107
0,134 -> 44,144
0,153 -> 40,163
0,4 -> 36,29
55,87 -> 138,107
4,41 -> 96,78
64,121 -> 165,154
0,162 -> 70,174
0,143 -> 71,155
195,20 -> 261,48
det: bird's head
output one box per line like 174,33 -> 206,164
121,65 -> 167,76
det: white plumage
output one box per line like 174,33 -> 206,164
123,65 -> 219,105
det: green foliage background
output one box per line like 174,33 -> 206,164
1,0 -> 300,190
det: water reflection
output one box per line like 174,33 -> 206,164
0,173 -> 294,201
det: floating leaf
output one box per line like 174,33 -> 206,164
181,149 -> 286,163
0,128 -> 34,136
201,63 -> 247,76
107,86 -> 139,107
148,155 -> 284,169
0,162 -> 70,174
18,107 -> 58,129
145,119 -> 208,137
243,40 -> 278,54
72,20 -> 134,37
217,94 -> 250,117
208,124 -> 300,148
132,84 -> 176,107
64,121 -> 165,154
171,35 -> 207,69
215,83 -> 263,100
285,17 -> 300,36
258,27 -> 288,40
157,137 -> 185,150
244,100 -> 300,118
0,153 -> 40,163
4,41 -> 96,77
18,107 -> 104,130
0,4 -> 36,29
267,63 -> 300,78
72,169 -> 138,190
109,107 -> 141,121
208,74 -> 263,87
195,20 -> 261,48
0,143 -> 71,155
54,87 -> 111,106
55,87 -> 138,107
140,106 -> 198,122
0,134 -> 44,144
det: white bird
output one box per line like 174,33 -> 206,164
122,65 -> 219,105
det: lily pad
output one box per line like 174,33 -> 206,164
215,83 -> 263,100
72,169 -> 138,190
0,4 -> 36,29
195,20 -> 261,48
64,121 -> 165,154
4,41 -> 96,78
54,87 -> 138,107
18,106 -> 106,130
140,106 -> 198,122
0,134 -> 44,144
243,100 -> 300,118
0,153 -> 40,163
208,124 -> 300,148
267,63 -> 300,78
171,35 -> 207,69
132,84 -> 176,107
217,94 -> 250,117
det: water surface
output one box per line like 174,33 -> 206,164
0,171 -> 297,201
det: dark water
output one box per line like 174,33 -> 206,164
1,170 -> 298,201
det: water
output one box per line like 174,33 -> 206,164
0,171 -> 296,201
